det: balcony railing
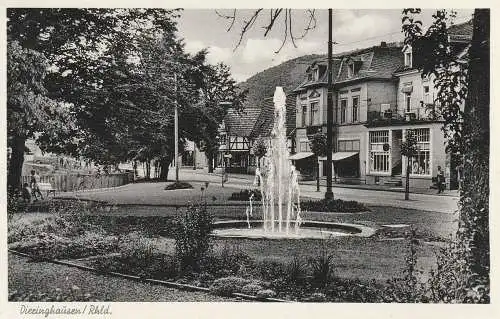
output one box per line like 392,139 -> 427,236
366,103 -> 439,127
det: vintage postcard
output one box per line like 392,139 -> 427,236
1,1 -> 496,319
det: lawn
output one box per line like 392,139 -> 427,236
8,196 -> 455,302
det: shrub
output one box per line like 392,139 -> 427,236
8,285 -> 99,302
254,258 -> 287,281
209,276 -> 251,296
165,182 -> 193,190
300,198 -> 368,213
308,249 -> 335,289
9,230 -> 120,260
200,245 -> 254,277
174,204 -> 214,272
228,189 -> 262,201
286,255 -> 309,286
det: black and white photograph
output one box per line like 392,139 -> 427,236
2,2 -> 493,318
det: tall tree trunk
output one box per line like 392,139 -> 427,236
7,135 -> 26,192
316,157 -> 320,192
207,151 -> 214,173
405,158 -> 410,200
459,9 -> 490,287
159,157 -> 172,181
145,160 -> 151,180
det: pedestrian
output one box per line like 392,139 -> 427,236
436,166 -> 445,194
30,170 -> 44,201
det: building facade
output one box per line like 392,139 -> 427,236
292,18 -> 472,190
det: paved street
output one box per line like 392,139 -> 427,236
58,169 -> 459,214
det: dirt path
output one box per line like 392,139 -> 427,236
8,254 -> 239,302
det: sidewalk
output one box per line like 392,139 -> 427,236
185,169 -> 459,198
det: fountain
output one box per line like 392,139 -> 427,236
213,87 -> 374,239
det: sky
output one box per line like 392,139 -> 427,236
176,9 -> 474,82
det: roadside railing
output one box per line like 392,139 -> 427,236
21,172 -> 134,192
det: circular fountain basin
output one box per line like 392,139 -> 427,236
212,220 -> 375,239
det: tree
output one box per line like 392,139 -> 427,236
251,137 -> 268,185
402,8 -> 489,302
400,130 -> 417,200
309,133 -> 327,192
7,8 -> 181,185
7,40 -> 77,191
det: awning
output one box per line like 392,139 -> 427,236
319,152 -> 358,161
289,152 -> 314,160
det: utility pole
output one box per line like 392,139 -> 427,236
325,8 -> 334,200
174,73 -> 179,183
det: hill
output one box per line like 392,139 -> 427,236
237,54 -> 324,108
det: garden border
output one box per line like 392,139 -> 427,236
8,249 -> 288,303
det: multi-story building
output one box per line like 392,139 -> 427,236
293,42 -> 404,183
292,20 -> 472,190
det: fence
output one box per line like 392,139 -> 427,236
22,172 -> 134,192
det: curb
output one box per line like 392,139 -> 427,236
8,249 -> 288,303
189,172 -> 459,198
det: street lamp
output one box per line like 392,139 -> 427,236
325,8 -> 334,200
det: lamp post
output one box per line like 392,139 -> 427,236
174,73 -> 179,183
325,8 -> 334,200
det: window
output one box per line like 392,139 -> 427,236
423,85 -> 431,104
299,141 -> 310,152
310,102 -> 319,125
348,63 -> 355,77
405,93 -> 411,112
369,131 -> 390,173
301,105 -> 307,127
338,139 -> 360,152
307,72 -> 313,81
405,52 -> 412,68
219,134 -> 227,146
340,99 -> 347,123
409,128 -> 431,175
352,96 -> 359,122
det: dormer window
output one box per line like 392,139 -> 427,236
403,45 -> 413,68
348,63 -> 355,78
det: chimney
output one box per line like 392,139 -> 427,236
380,41 -> 387,47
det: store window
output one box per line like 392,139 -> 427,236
338,139 -> 360,152
369,130 -> 390,173
409,128 -> 431,175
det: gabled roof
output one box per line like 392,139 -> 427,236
294,43 -> 404,91
223,107 -> 261,137
250,93 -> 297,139
448,19 -> 473,41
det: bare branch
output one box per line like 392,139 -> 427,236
288,9 -> 297,48
275,9 -> 289,54
233,9 -> 263,51
294,9 -> 317,40
215,9 -> 237,32
263,8 -> 283,37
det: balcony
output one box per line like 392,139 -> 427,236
366,103 -> 439,127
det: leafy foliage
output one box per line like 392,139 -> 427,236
174,204 -> 214,272
251,137 -> 268,159
228,189 -> 262,201
309,133 -> 327,157
402,8 -> 489,303
300,198 -> 368,213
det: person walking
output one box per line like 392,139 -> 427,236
436,166 -> 445,194
30,170 -> 44,201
